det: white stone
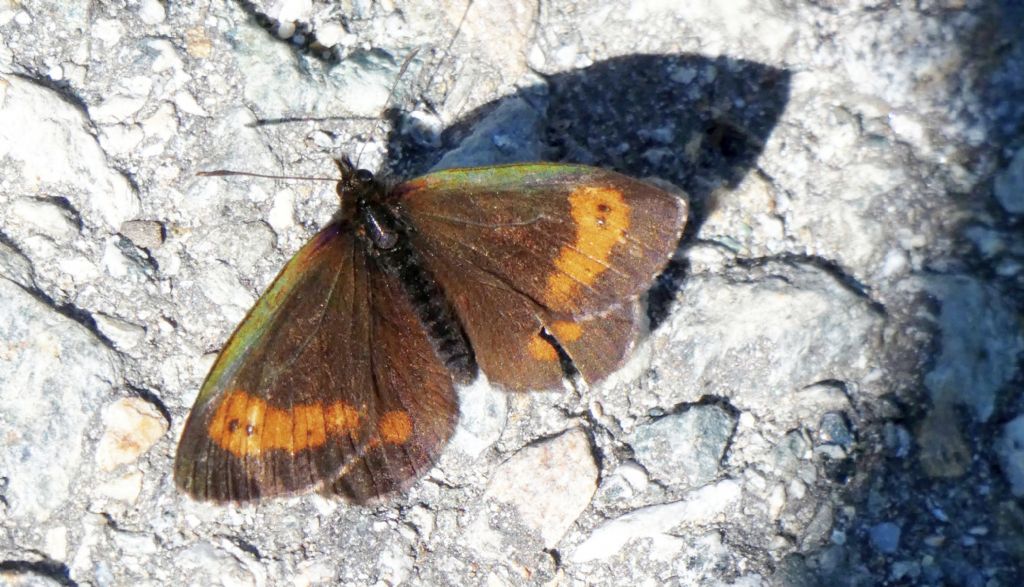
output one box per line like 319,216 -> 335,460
138,0 -> 166,25
10,198 -> 78,239
267,190 -> 296,233
141,102 -> 178,143
99,123 -> 144,155
0,75 -> 139,228
95,470 -> 144,503
572,479 -> 742,562
173,91 -> 208,116
199,262 -> 258,323
614,460 -> 650,493
90,95 -> 147,124
93,313 -> 146,351
451,377 -> 508,458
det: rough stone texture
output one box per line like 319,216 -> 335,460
1,0 -> 1023,585
480,427 -> 598,548
94,397 -> 169,472
997,416 -> 1024,497
631,404 -> 736,490
0,279 -> 120,522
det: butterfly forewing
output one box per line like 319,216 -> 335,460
174,222 -> 457,502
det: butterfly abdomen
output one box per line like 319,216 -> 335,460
360,202 -> 477,385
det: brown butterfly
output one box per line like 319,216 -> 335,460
174,157 -> 686,503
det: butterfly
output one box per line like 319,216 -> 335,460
174,157 -> 687,503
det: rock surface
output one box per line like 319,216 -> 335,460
1,0 -> 1022,585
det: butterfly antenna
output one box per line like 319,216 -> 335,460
197,170 -> 338,182
353,48 -> 421,170
417,0 -> 475,112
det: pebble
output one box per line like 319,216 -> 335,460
137,0 -> 166,25
94,397 -> 168,471
120,220 -> 165,250
631,404 -> 736,489
869,522 -> 902,554
93,313 -> 146,351
483,428 -> 598,548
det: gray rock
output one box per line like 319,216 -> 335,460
434,95 -> 546,169
996,415 -> 1024,497
0,279 -> 119,521
641,262 -> 884,423
869,522 -> 902,554
631,404 -> 736,490
817,412 -> 854,451
186,221 -> 277,273
923,275 -> 1024,422
994,147 -> 1024,214
0,76 -> 139,229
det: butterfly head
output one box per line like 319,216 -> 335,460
335,156 -> 387,207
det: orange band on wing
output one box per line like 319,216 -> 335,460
378,410 -> 413,445
207,390 -> 361,456
544,186 -> 630,309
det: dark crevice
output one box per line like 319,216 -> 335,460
126,384 -> 173,426
0,559 -> 77,587
3,277 -> 120,353
734,253 -> 888,316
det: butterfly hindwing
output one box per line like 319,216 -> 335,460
393,163 -> 686,390
329,259 -> 458,502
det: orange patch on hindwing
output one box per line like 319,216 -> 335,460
526,320 -> 584,362
544,186 -> 630,309
550,320 -> 583,342
527,331 -> 559,362
207,390 -> 360,457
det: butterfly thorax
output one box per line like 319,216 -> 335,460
350,179 -> 478,386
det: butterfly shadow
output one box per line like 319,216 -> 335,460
383,53 -> 792,330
